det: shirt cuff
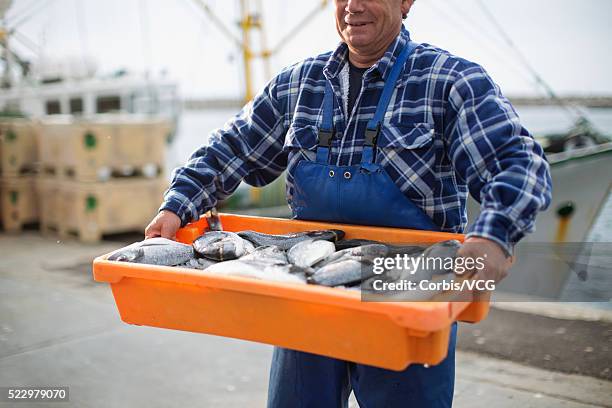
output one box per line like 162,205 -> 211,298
466,210 -> 524,257
159,190 -> 200,227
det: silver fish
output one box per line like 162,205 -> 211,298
425,240 -> 462,257
334,239 -> 426,255
107,237 -> 194,266
315,244 -> 389,268
237,230 -> 345,251
176,257 -> 218,270
387,244 -> 429,256
405,239 -> 462,278
288,239 -> 336,268
334,238 -> 382,251
367,272 -> 457,301
193,231 -> 255,261
363,240 -> 462,289
204,259 -> 310,284
308,258 -> 375,287
240,245 -> 288,264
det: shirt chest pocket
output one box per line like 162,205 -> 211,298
377,122 -> 435,151
375,123 -> 438,197
376,123 -> 436,163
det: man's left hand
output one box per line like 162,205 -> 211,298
456,237 -> 514,283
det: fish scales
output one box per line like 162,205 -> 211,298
193,231 -> 255,261
237,230 -> 345,251
204,259 -> 310,284
315,244 -> 389,268
240,245 -> 288,263
107,238 -> 195,266
309,258 -> 376,287
288,239 -> 336,268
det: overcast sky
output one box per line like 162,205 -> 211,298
5,0 -> 612,99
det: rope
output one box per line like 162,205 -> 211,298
474,0 -> 585,119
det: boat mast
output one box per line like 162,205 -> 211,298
239,0 -> 257,102
0,25 -> 10,88
0,0 -> 53,90
191,0 -> 329,104
0,1 -> 13,88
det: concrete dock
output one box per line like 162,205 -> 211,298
1,231 -> 610,407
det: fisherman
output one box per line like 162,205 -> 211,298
146,0 -> 552,406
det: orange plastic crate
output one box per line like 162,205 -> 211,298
93,213 -> 489,371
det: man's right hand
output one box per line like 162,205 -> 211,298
144,210 -> 182,240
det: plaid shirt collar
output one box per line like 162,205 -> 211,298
323,25 -> 412,82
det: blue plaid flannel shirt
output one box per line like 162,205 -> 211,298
162,27 -> 552,254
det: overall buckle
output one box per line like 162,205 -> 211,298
364,124 -> 380,147
318,129 -> 334,147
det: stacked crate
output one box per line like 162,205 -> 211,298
0,118 -> 40,232
38,115 -> 170,242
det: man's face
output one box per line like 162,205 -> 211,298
334,0 -> 412,54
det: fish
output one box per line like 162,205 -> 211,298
386,244 -> 429,256
107,237 -> 195,266
419,240 -> 462,276
240,245 -> 288,264
108,232 -> 462,295
314,244 -> 389,268
362,240 -> 463,292
367,272 -> 458,301
334,238 -> 383,251
334,239 -> 427,255
193,231 -> 255,261
308,258 -> 376,287
287,239 -> 336,268
176,257 -> 218,270
203,259 -> 311,284
374,240 -> 461,284
237,229 -> 345,251
423,239 -> 462,258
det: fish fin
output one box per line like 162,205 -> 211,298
331,229 -> 346,242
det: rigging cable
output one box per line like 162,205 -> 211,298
5,0 -> 37,23
427,0 -> 538,91
10,28 -> 40,54
139,0 -> 153,75
8,0 -> 53,30
74,0 -> 90,74
474,0 -> 584,119
442,0 -> 540,93
270,0 -> 329,55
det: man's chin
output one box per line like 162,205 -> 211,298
345,35 -> 375,50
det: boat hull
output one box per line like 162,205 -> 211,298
467,143 -> 612,299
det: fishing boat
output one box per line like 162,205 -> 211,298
467,123 -> 612,299
0,67 -> 180,121
0,1 -> 181,139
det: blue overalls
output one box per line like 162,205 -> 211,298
268,42 -> 457,408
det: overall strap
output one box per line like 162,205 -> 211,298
361,41 -> 419,164
316,81 -> 335,164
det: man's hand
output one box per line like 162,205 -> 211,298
144,210 -> 181,240
457,237 -> 514,283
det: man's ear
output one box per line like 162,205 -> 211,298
402,0 -> 415,19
